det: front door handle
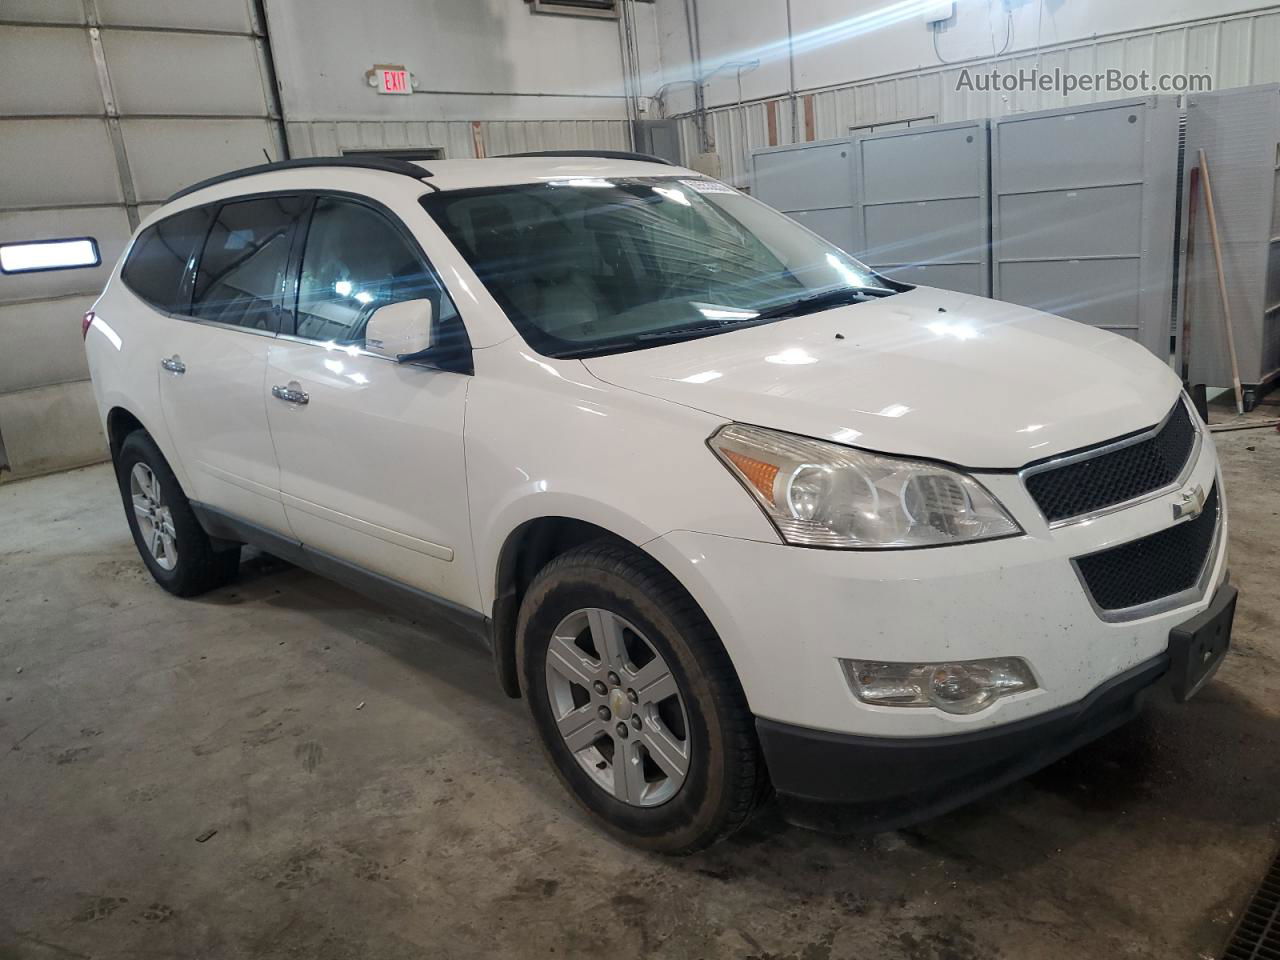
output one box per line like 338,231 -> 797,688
160,355 -> 186,375
271,383 -> 309,406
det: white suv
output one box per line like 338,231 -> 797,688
84,153 -> 1235,853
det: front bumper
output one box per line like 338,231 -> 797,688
645,431 -> 1227,739
760,651 -> 1168,832
756,580 -> 1236,832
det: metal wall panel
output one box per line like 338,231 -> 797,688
121,118 -> 282,202
749,139 -> 856,252
851,119 -> 990,296
0,26 -> 103,115
668,7 -> 1280,192
284,117 -> 633,161
102,31 -> 269,116
992,97 -> 1181,358
0,0 -> 85,23
1182,84 -> 1280,398
94,0 -> 253,31
0,119 -> 124,207
0,297 -> 97,393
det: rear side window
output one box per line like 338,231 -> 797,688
293,196 -> 458,346
192,196 -> 308,333
120,206 -> 214,312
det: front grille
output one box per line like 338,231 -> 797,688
1026,400 -> 1197,523
1074,483 -> 1218,613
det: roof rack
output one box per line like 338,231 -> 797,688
164,155 -> 433,205
498,149 -> 676,166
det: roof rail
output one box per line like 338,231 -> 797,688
498,149 -> 676,166
164,156 -> 433,205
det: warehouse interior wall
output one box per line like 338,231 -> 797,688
262,0 -> 663,158
648,0 -> 1280,184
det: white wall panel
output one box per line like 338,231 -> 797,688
94,0 -> 254,32
0,0 -> 84,23
667,7 -> 1280,187
0,380 -> 107,478
0,296 -> 97,393
102,31 -> 269,116
0,119 -> 123,207
0,27 -> 103,116
284,117 -> 632,160
121,118 -> 282,201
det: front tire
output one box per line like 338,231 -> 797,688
115,430 -> 239,597
517,541 -> 766,854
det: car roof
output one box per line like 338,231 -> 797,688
160,156 -> 700,214
422,157 -> 695,191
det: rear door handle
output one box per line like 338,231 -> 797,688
271,383 -> 309,405
160,355 -> 186,375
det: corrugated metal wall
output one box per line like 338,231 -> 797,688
285,118 -> 632,159
674,5 -> 1280,189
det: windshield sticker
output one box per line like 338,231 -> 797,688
679,178 -> 737,195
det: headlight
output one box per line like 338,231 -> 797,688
842,658 -> 1037,714
709,423 -> 1021,548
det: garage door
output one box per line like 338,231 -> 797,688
0,0 -> 286,479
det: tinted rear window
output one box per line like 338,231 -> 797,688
120,206 -> 214,313
192,196 -> 308,333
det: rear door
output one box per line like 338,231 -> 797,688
265,195 -> 477,607
157,195 -> 308,532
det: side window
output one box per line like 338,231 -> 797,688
120,206 -> 214,313
294,197 -> 459,347
191,196 -> 308,332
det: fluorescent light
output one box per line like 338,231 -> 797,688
1,238 -> 100,274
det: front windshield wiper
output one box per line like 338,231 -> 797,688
751,286 -> 894,322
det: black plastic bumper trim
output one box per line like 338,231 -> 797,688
757,652 -> 1173,833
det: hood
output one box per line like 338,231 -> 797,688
582,287 -> 1182,469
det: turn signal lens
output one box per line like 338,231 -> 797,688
842,657 -> 1037,715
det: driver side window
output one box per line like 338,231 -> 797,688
294,197 -> 456,346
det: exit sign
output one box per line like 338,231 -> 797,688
376,66 -> 411,95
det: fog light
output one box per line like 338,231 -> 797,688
841,657 -> 1037,715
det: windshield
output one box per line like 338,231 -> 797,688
421,176 -> 901,358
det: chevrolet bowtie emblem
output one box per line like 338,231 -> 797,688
1173,485 -> 1207,521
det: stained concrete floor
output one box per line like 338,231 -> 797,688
1,418 -> 1278,960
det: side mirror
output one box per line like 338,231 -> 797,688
365,298 -> 433,361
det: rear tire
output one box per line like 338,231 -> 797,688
517,541 -> 767,854
115,431 -> 239,597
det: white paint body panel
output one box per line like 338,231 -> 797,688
265,339 -> 476,606
583,286 -> 1183,469
85,159 -> 1228,744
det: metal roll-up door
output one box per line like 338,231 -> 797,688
0,0 -> 287,479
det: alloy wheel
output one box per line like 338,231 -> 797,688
544,608 -> 691,807
130,462 -> 178,571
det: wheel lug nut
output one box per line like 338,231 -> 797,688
631,715 -> 642,731
607,671 -> 620,686
597,705 -> 611,721
593,680 -> 607,696
627,688 -> 638,704
615,723 -> 629,739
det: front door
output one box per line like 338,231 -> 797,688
264,195 -> 477,608
158,195 -> 308,533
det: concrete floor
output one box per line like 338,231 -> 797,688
2,419 -> 1278,960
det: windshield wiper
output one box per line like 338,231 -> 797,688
752,286 -> 893,321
